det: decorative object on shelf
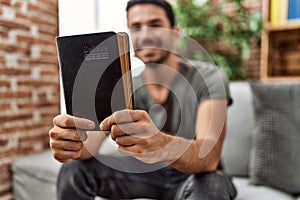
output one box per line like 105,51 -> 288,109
174,0 -> 262,80
269,0 -> 300,25
270,0 -> 288,25
288,0 -> 300,20
260,0 -> 300,80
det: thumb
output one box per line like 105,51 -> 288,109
77,129 -> 88,142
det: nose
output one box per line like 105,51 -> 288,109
130,27 -> 153,50
133,27 -> 155,42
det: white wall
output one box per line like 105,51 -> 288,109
57,0 -> 144,113
58,0 -> 128,35
58,0 -> 96,36
97,0 -> 129,32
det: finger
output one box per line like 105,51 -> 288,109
56,159 -> 69,163
111,124 -> 124,140
49,127 -> 84,142
115,135 -> 138,146
53,114 -> 95,130
101,109 -> 146,130
52,149 -> 82,162
77,130 -> 88,141
118,145 -> 134,155
50,139 -> 83,151
118,145 -> 142,155
110,123 -> 139,140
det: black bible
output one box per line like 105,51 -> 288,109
56,31 -> 134,131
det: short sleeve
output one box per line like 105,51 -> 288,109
186,61 -> 232,105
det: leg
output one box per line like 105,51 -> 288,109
174,170 -> 237,200
57,155 -> 188,200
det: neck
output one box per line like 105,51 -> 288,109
143,54 -> 180,86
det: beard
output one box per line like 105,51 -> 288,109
135,49 -> 170,67
146,50 -> 170,66
134,38 -> 171,66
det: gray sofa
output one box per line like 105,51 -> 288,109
221,82 -> 300,200
12,82 -> 300,200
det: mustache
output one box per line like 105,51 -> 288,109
135,39 -> 162,50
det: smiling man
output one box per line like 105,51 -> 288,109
49,0 -> 237,199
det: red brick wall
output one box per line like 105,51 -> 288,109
205,0 -> 263,80
243,0 -> 262,80
0,0 -> 59,198
202,0 -> 262,80
224,0 -> 262,80
177,0 -> 263,79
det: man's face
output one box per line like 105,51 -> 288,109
127,4 -> 176,64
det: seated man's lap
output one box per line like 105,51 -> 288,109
175,170 -> 237,200
57,155 -> 236,200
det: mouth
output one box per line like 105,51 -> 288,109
136,44 -> 162,57
136,48 -> 156,58
138,46 -> 158,52
136,39 -> 162,50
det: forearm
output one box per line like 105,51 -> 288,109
162,134 -> 222,174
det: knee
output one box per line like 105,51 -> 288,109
58,159 -> 82,182
195,171 -> 236,199
58,160 -> 82,181
57,159 -> 98,199
58,158 -> 105,186
175,171 -> 236,200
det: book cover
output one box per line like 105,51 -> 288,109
270,0 -> 281,25
56,31 -> 133,131
280,0 -> 288,24
288,0 -> 300,20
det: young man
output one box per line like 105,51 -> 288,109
49,0 -> 236,199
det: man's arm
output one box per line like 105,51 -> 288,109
100,99 -> 228,174
168,99 -> 227,173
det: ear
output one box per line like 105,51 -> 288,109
171,26 -> 181,40
172,26 -> 181,33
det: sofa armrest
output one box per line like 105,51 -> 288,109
221,82 -> 255,177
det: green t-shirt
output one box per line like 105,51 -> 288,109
133,59 -> 231,139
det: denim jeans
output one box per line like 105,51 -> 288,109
57,155 -> 236,200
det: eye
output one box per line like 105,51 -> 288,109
131,27 -> 140,33
150,23 -> 162,28
130,23 -> 141,31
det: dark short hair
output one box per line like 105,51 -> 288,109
126,0 -> 175,27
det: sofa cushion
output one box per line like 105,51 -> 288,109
249,82 -> 300,195
12,150 -> 62,200
222,82 -> 255,177
11,138 -> 136,200
233,177 -> 295,200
